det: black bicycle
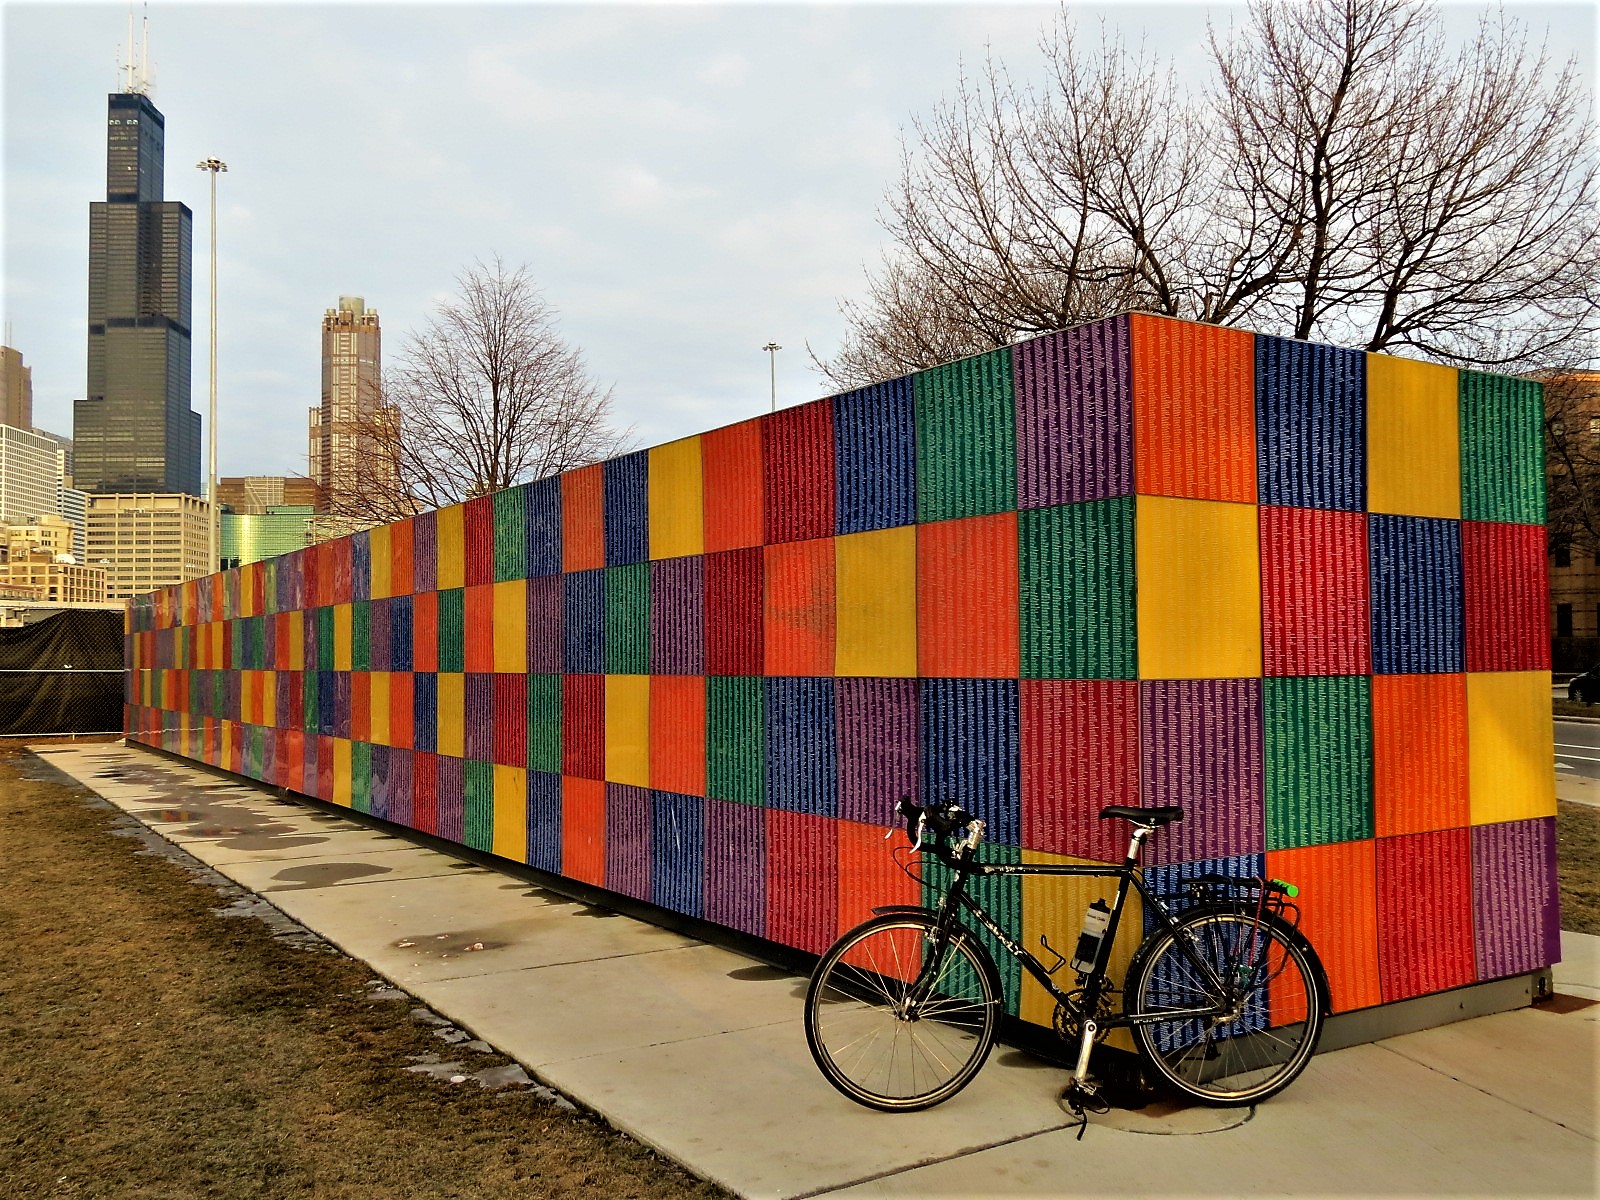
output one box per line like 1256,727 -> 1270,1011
805,798 -> 1328,1116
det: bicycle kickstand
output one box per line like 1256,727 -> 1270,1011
1059,1019 -> 1110,1140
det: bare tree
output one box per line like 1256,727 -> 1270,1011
817,0 -> 1597,389
1545,370 -> 1600,557
327,259 -> 625,526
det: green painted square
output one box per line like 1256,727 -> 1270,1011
915,348 -> 1017,523
464,760 -> 495,852
351,601 -> 371,671
261,561 -> 278,616
316,607 -> 335,671
302,671 -> 318,733
921,843 -> 1023,1016
706,676 -> 765,806
1265,676 -> 1374,849
527,674 -> 562,774
350,740 -> 372,814
436,589 -> 465,673
494,487 -> 527,582
1460,372 -> 1545,525
605,563 -> 650,675
1020,498 -> 1136,679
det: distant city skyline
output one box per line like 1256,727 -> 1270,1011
4,3 -> 1593,484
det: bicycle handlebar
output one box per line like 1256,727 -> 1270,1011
896,796 -> 978,850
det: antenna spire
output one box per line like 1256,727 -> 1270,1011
118,3 -> 152,95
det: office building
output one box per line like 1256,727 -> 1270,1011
74,88 -> 200,496
2,347 -> 32,429
221,504 -> 316,567
217,474 -> 319,516
86,492 -> 209,599
308,296 -> 383,513
0,425 -> 66,528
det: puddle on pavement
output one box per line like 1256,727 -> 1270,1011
393,931 -> 510,958
262,862 -> 394,892
129,796 -> 328,851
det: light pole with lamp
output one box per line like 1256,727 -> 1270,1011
763,342 -> 781,412
195,157 -> 227,576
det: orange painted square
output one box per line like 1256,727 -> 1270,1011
562,776 -> 607,887
1267,841 -> 1381,1014
1373,675 -> 1468,837
764,538 -> 836,676
1132,314 -> 1257,502
562,464 -> 605,572
463,584 -> 495,674
349,672 -> 371,743
836,817 -> 920,937
917,513 -> 1020,677
390,519 -> 415,596
650,675 -> 707,797
702,419 -> 765,552
388,672 -> 414,750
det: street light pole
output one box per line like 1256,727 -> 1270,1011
763,342 -> 781,412
196,157 -> 227,576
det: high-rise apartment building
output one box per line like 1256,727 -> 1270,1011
74,89 -> 200,496
85,492 -> 209,600
1,347 -> 33,429
0,425 -> 67,528
308,296 -> 384,514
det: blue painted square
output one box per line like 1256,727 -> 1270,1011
1142,854 -> 1266,928
527,771 -> 562,874
1256,336 -> 1366,511
389,595 -> 413,672
563,569 -> 606,675
1369,515 -> 1464,674
835,376 -> 916,534
920,678 -> 1020,846
350,529 -> 371,602
603,450 -> 649,566
651,790 -> 706,918
412,672 -> 438,753
765,677 -> 837,816
525,475 -> 563,577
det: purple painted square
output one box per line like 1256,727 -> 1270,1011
606,783 -> 652,902
526,575 -> 563,673
704,798 -> 766,937
369,744 -> 390,818
650,557 -> 704,676
1472,818 -> 1560,979
463,673 -> 494,762
386,749 -> 414,828
412,510 -> 438,595
836,678 -> 918,826
1014,315 -> 1133,508
1140,679 -> 1264,865
436,754 -> 465,843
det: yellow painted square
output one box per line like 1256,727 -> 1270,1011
1367,354 -> 1461,519
436,503 -> 466,591
333,603 -> 353,671
286,616 -> 304,672
369,524 -> 392,599
221,719 -> 234,766
649,436 -> 705,560
1020,850 -> 1142,1050
370,672 -> 391,746
605,674 -> 651,787
1468,672 -> 1555,824
436,673 -> 465,759
261,671 -> 276,729
493,580 -> 528,673
210,622 -> 224,670
332,738 -> 353,808
835,526 -> 917,676
1136,496 -> 1261,679
493,765 -> 529,863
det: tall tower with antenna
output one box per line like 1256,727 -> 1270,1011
74,11 -> 201,496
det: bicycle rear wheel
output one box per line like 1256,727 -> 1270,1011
805,913 -> 999,1111
1128,910 -> 1324,1105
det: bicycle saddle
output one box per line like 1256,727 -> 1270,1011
1099,804 -> 1183,828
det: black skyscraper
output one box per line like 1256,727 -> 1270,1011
75,90 -> 201,496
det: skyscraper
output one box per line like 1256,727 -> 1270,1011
1,346 -> 33,429
308,296 -> 383,513
74,88 -> 200,496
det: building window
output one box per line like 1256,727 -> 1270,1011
1555,540 -> 1572,568
1558,604 -> 1574,638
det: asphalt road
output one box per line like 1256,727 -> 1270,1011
1555,718 -> 1600,782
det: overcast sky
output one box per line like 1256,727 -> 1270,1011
3,1 -> 1595,481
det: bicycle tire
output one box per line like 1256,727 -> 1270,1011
1128,909 -> 1324,1105
805,913 -> 1000,1111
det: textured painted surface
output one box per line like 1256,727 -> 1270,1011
127,312 -> 1554,1035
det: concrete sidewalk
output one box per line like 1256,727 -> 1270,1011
36,742 -> 1599,1198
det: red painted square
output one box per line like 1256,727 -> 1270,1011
1376,829 -> 1475,1002
563,776 -> 607,887
1462,522 -> 1549,672
762,400 -> 835,544
411,591 -> 438,672
562,674 -> 605,779
464,494 -> 495,588
764,539 -> 835,676
705,548 -> 764,675
493,673 -> 527,767
412,751 -> 439,835
1022,680 -> 1138,862
918,513 -> 1020,677
1260,506 -> 1371,676
766,810 -> 839,955
650,675 -> 706,797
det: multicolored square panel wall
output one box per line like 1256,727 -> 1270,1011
125,312 -> 1557,1030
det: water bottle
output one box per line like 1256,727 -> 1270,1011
1070,899 -> 1112,974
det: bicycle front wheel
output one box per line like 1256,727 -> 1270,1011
1128,910 -> 1324,1105
805,913 -> 999,1111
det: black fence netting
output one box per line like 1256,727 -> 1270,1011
0,609 -> 126,736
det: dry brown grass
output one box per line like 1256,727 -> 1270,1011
0,748 -> 728,1200
1558,800 -> 1600,936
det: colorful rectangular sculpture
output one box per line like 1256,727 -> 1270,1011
126,312 -> 1558,1025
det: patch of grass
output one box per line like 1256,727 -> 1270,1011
0,752 -> 729,1200
1558,801 -> 1600,936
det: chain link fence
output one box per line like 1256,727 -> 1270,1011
0,609 -> 125,736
